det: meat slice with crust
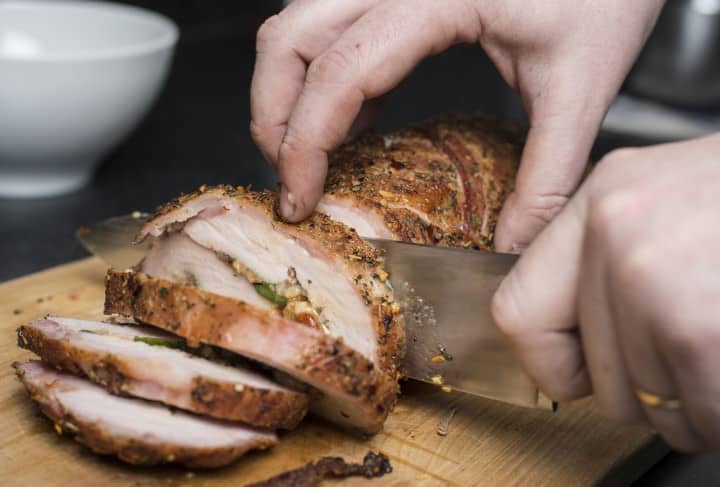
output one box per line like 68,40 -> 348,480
17,317 -> 309,429
105,270 -> 400,434
14,361 -> 277,468
141,231 -> 277,312
138,187 -> 404,375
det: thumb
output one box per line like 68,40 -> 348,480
494,77 -> 607,253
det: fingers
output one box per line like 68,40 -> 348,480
609,246 -> 707,451
276,0 -> 481,221
657,217 -> 720,451
494,70 -> 608,253
250,0 -> 382,165
582,177 -> 716,451
624,214 -> 720,451
659,321 -> 720,451
578,203 -> 645,423
491,188 -> 591,401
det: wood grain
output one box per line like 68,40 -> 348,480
0,258 -> 667,486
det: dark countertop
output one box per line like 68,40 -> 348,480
1,5 -> 718,485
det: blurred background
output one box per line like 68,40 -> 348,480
2,0 -> 720,281
1,1 -> 720,484
0,0 -> 526,279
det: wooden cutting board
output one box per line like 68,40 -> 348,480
0,258 -> 667,486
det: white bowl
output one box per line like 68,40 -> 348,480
0,0 -> 178,198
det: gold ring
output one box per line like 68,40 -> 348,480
635,388 -> 682,411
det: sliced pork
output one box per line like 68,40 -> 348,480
139,188 -> 404,374
142,232 -> 276,312
111,115 -> 524,434
14,361 -> 277,467
105,271 -> 400,434
17,317 -> 308,429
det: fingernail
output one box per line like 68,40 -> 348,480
279,184 -> 296,221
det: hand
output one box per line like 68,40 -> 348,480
491,134 -> 720,451
250,0 -> 664,249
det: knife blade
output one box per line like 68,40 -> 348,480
77,214 -> 553,410
77,212 -> 151,270
367,238 -> 553,410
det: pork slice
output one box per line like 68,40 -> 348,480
14,361 -> 277,468
38,315 -> 172,338
319,115 -> 523,250
18,317 -> 308,429
105,271 -> 399,435
142,232 -> 276,312
137,187 -> 404,376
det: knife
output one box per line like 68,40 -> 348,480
77,214 -> 553,410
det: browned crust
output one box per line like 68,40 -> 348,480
104,270 -> 399,434
17,324 -> 309,430
417,124 -> 476,235
325,114 -> 523,250
142,186 -> 405,376
13,362 -> 276,468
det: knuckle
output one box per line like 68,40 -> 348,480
306,48 -> 354,85
600,147 -> 641,169
256,14 -> 283,50
586,190 -> 638,243
278,130 -> 309,166
249,119 -> 266,144
516,192 -> 569,228
249,119 -> 281,165
588,147 -> 641,188
613,242 -> 658,291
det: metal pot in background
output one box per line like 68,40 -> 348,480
626,0 -> 720,110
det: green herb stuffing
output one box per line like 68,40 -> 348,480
133,336 -> 185,349
253,282 -> 288,307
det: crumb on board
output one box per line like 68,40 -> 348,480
430,375 -> 444,385
431,354 -> 446,364
13,309 -> 22,315
416,474 -> 430,481
441,386 -> 453,393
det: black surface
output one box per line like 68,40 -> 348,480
1,3 -> 718,484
